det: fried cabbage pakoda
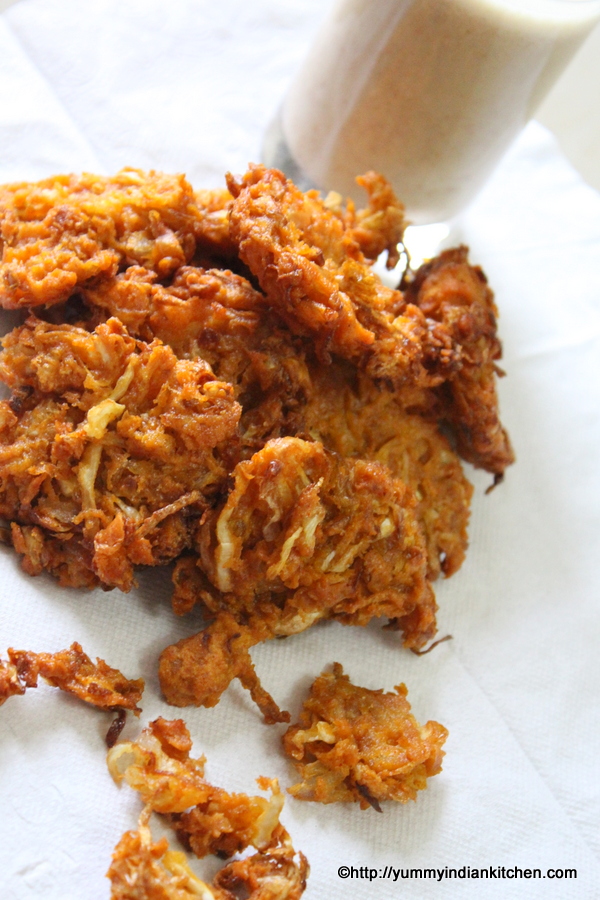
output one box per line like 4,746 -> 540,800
3,640 -> 143,711
107,717 -> 309,898
403,246 -> 514,475
79,263 -> 313,458
0,641 -> 143,744
108,808 -> 223,900
107,806 -> 308,900
158,436 -> 436,720
228,165 -> 513,476
108,717 -> 285,858
0,169 -> 199,309
282,663 -> 447,810
0,164 -> 514,719
0,316 -> 240,590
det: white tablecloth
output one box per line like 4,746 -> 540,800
1,2 -> 599,898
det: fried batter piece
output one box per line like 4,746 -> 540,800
228,165 -> 512,475
80,264 -> 312,457
108,806 -> 308,900
404,247 -> 515,474
227,165 -> 451,388
107,717 -> 285,859
108,718 -> 308,898
0,657 -> 25,705
213,825 -> 309,900
302,363 -> 473,579
282,663 -> 448,810
159,436 -> 436,718
0,169 -> 200,309
0,317 -> 240,590
5,641 -> 143,710
108,806 -> 225,900
0,642 -> 143,742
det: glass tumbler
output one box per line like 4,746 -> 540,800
263,0 -> 600,229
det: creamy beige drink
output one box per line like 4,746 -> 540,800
271,0 -> 600,223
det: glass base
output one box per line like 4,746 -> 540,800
262,111 -> 461,275
261,110 -> 317,192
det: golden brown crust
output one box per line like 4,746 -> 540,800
159,437 -> 436,718
0,657 -> 25,705
404,247 -> 515,474
107,807 -> 230,900
108,718 -> 286,859
302,363 -> 473,579
0,316 -> 240,590
1,641 -> 143,712
193,187 -> 238,263
282,663 -> 448,809
0,169 -> 199,309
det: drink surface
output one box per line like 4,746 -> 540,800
279,0 -> 600,223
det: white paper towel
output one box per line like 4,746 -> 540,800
0,2 -> 599,898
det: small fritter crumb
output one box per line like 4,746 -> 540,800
0,657 -> 25,705
107,806 -> 226,899
1,642 -> 143,744
107,718 -> 309,898
3,641 -> 144,711
108,718 -> 284,859
107,805 -> 308,900
213,823 -> 309,900
282,663 -> 447,810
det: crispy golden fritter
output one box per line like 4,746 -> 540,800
0,169 -> 201,309
107,718 -> 309,898
107,806 -> 229,900
302,363 -> 473,579
227,165 -> 452,388
6,641 -> 144,712
159,437 -> 436,718
404,247 -> 515,475
228,166 -> 512,475
80,264 -> 312,457
160,607 -> 288,724
1,641 -> 143,743
0,656 -> 25,705
107,806 -> 308,900
213,825 -> 309,900
282,663 -> 448,809
108,718 -> 285,859
0,317 -> 240,590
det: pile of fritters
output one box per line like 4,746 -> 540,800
0,165 -> 513,719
